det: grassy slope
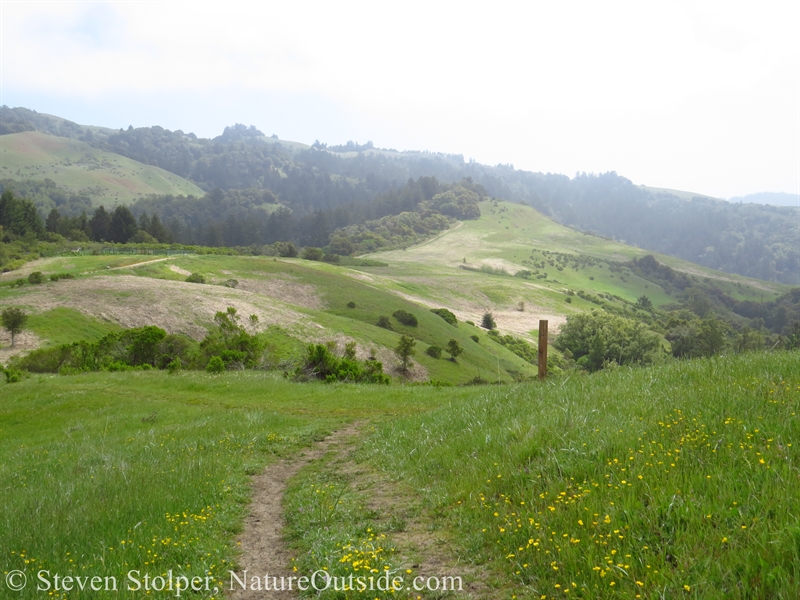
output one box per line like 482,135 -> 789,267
0,254 -> 538,384
364,200 -> 786,316
0,202 -> 788,381
0,131 -> 204,205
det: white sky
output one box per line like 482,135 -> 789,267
2,0 -> 799,198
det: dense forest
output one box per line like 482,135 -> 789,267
1,106 -> 798,284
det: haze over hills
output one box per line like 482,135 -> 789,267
728,192 -> 800,207
1,105 -> 798,285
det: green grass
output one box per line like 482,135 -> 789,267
2,352 -> 798,599
361,351 -> 800,599
0,371 -> 460,599
26,307 -> 121,346
0,132 -> 203,205
365,200 -> 788,311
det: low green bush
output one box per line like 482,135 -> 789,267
392,310 -> 418,327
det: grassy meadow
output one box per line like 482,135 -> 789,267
2,352 -> 798,598
0,132 -> 203,205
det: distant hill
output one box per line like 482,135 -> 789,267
728,192 -> 800,207
0,131 -> 204,206
1,105 -> 798,284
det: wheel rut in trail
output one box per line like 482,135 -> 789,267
230,423 -> 361,600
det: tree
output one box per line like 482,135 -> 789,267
46,208 -> 61,233
108,205 -> 138,243
636,295 -> 653,311
481,312 -> 496,330
89,206 -> 111,241
395,335 -> 416,372
555,311 -> 663,370
446,338 -> 463,362
1,307 -> 27,347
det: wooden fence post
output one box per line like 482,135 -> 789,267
538,319 -> 548,380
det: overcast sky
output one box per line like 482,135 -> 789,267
2,0 -> 798,199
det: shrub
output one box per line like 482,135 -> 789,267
294,343 -> 389,384
481,312 -> 497,330
488,330 -> 537,363
167,358 -> 182,374
3,367 -> 22,383
347,301 -> 356,309
27,271 -> 44,284
430,308 -> 457,326
322,253 -> 340,263
186,273 -> 206,284
206,356 -> 225,374
272,241 -> 298,257
12,279 -> 25,288
471,335 -> 480,343
392,310 -> 418,327
302,247 -> 324,261
425,345 -> 442,358
565,297 -> 572,303
377,316 -> 394,330
50,273 -> 75,282
223,279 -> 238,288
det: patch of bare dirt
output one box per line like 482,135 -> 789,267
393,291 -> 563,339
168,264 -> 192,276
236,277 -> 325,310
0,330 -> 41,365
231,423 -> 362,600
1,276 -> 307,340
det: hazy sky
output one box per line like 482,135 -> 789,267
2,0 -> 798,199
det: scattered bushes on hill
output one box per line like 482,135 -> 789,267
186,273 -> 205,284
377,316 -> 394,330
488,330 -> 537,363
481,312 -> 497,330
347,301 -> 356,309
392,310 -> 418,327
27,271 -> 44,284
430,308 -> 457,326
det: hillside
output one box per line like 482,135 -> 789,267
2,199 -> 792,380
0,131 -> 204,206
1,105 -> 798,284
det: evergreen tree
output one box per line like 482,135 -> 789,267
89,206 -> 111,241
46,208 -> 61,233
108,205 -> 138,243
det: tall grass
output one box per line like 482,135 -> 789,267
363,352 -> 800,599
0,371 -> 456,599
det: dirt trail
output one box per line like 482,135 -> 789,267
232,423 -> 497,599
230,423 -> 361,600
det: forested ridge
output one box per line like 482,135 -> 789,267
1,106 -> 798,284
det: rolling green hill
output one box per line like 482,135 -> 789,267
0,131 -> 204,205
1,199 -> 790,383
